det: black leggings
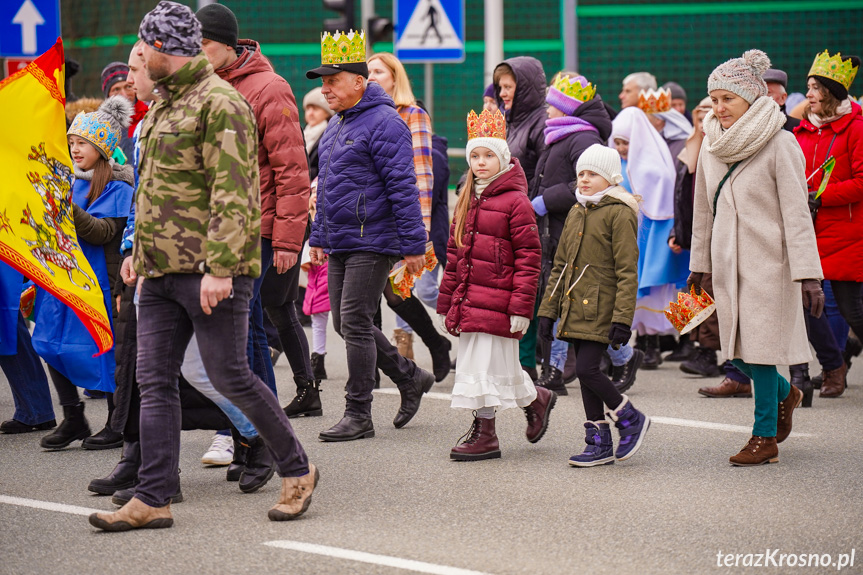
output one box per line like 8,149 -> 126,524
266,302 -> 314,381
47,365 -> 115,413
571,339 -> 624,422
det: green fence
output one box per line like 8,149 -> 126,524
62,0 -> 863,168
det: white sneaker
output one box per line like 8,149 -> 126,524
201,433 -> 234,466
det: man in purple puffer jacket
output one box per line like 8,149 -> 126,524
307,37 -> 435,442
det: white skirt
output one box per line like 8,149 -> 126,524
451,332 -> 537,411
633,284 -> 678,335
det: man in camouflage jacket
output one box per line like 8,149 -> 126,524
89,1 -> 317,533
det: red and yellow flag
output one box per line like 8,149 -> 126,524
0,38 -> 113,355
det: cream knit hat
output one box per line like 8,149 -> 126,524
707,49 -> 771,104
466,136 -> 511,171
577,143 -> 623,185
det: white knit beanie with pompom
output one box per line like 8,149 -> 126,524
576,143 -> 623,186
707,49 -> 771,104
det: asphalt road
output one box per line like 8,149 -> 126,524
1,309 -> 862,575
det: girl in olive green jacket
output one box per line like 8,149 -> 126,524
537,144 -> 650,467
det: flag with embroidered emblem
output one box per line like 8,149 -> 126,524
0,38 -> 113,355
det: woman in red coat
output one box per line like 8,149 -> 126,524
437,109 -> 553,461
795,50 -> 863,397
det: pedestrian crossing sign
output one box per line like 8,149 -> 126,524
394,0 -> 464,63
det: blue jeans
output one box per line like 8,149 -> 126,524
182,334 -> 258,439
731,360 -> 791,438
823,280 -> 849,351
328,251 -> 419,419
0,313 -> 55,425
247,237 -> 277,397
548,319 -> 568,371
607,343 -> 634,367
135,274 -> 308,508
395,264 -> 440,333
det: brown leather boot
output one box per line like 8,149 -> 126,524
268,464 -> 320,521
819,363 -> 847,398
88,497 -> 173,531
393,329 -> 414,360
776,385 -> 803,444
729,436 -> 779,466
450,416 -> 500,461
698,378 -> 752,398
524,386 -> 557,443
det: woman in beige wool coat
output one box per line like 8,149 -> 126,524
689,50 -> 825,467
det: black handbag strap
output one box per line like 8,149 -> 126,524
712,161 -> 741,220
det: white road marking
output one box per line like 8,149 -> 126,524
0,495 -> 101,516
373,389 -> 812,437
650,416 -> 810,437
263,541 -> 492,575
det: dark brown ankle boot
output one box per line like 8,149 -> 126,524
450,415 -> 500,461
819,363 -> 847,398
729,436 -> 778,466
776,385 -> 803,444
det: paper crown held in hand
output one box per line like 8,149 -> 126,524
665,285 -> 716,334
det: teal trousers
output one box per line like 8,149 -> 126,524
731,360 -> 792,438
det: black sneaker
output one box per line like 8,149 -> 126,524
611,349 -> 644,393
680,347 -> 722,377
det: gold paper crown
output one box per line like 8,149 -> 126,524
637,88 -> 672,114
551,73 -> 596,102
664,286 -> 716,335
467,109 -> 506,140
320,30 -> 366,65
808,50 -> 859,91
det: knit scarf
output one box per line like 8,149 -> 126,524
703,96 -> 785,163
543,116 -> 599,146
474,164 -> 513,198
575,184 -> 614,206
304,121 -> 328,154
808,98 -> 853,129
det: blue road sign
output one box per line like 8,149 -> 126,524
0,0 -> 60,58
394,0 -> 464,63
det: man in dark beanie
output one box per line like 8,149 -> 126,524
88,0 -> 318,532
196,1 -> 319,466
100,60 -> 149,160
101,62 -> 133,100
763,68 -> 800,132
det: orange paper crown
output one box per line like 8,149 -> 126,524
637,88 -> 672,114
467,109 -> 506,140
665,286 -> 716,334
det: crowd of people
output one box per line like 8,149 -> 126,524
0,0 -> 861,531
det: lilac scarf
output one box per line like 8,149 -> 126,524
543,116 -> 599,146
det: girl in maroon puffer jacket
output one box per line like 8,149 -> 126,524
437,109 -> 554,461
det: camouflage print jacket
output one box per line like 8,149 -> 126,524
132,53 -> 261,279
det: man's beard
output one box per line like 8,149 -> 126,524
146,53 -> 171,82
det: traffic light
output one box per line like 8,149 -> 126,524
322,0 -> 355,34
366,16 -> 393,45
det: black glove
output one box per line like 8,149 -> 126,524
801,279 -> 825,319
808,192 -> 822,212
608,322 -> 632,350
538,316 -> 555,344
687,272 -> 704,295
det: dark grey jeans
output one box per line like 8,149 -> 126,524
327,251 -> 418,419
135,274 -> 309,508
